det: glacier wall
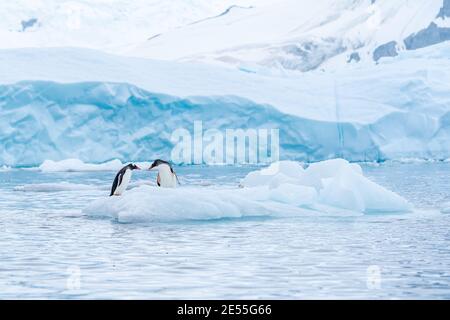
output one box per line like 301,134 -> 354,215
1,81 -> 449,166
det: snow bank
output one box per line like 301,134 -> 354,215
241,159 -> 412,213
39,159 -> 123,172
14,182 -> 103,192
83,159 -> 411,222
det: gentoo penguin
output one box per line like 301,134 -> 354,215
148,159 -> 179,188
110,163 -> 140,196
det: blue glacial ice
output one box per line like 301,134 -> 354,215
0,78 -> 449,167
0,46 -> 450,166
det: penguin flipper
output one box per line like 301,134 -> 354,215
110,174 -> 119,196
174,171 -> 181,185
168,166 -> 181,186
118,171 -> 124,187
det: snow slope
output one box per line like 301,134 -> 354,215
1,44 -> 449,166
0,0 -> 261,52
2,1 -> 450,72
124,0 -> 450,72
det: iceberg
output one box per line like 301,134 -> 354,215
83,159 -> 412,223
241,159 -> 412,213
1,43 -> 449,166
0,165 -> 11,172
84,185 -> 279,223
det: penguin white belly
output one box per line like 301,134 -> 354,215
158,170 -> 177,188
114,170 -> 132,195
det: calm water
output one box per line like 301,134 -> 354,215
0,163 -> 449,299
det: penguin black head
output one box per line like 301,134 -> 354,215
149,159 -> 172,171
127,163 -> 141,170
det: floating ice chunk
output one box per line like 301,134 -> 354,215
0,165 -> 12,172
39,159 -> 123,172
240,161 -> 304,188
270,184 -> 318,207
83,185 -> 288,223
318,165 -> 410,213
83,159 -> 411,223
300,158 -> 363,191
241,158 -> 412,213
14,182 -> 104,192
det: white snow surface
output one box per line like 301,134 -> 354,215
241,159 -> 412,213
125,0 -> 445,71
1,45 -> 449,123
83,159 -> 412,222
0,165 -> 12,172
2,0 -> 448,72
0,0 -> 260,52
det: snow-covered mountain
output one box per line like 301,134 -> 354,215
124,0 -> 450,72
0,0 -> 263,52
2,0 -> 450,71
0,1 -> 450,166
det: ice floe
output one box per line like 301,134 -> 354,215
0,165 -> 12,172
242,159 -> 412,213
83,159 -> 412,222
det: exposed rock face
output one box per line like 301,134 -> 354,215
437,0 -> 450,18
373,41 -> 398,62
20,18 -> 38,32
347,52 -> 361,63
404,22 -> 450,50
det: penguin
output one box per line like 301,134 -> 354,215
148,159 -> 179,188
110,163 -> 141,196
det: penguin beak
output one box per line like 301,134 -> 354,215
148,164 -> 156,171
136,166 -> 141,170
